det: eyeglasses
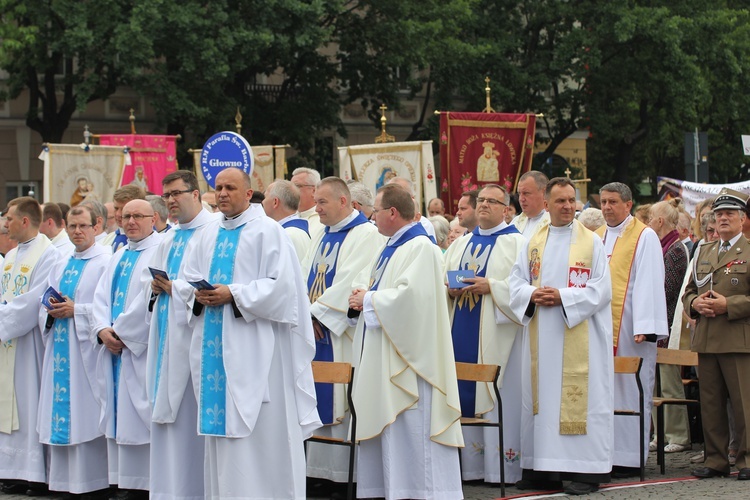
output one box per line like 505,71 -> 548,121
67,224 -> 93,231
293,184 -> 316,189
122,214 -> 154,221
161,189 -> 194,200
477,197 -> 506,206
371,207 -> 390,216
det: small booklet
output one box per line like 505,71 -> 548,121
189,279 -> 216,291
42,286 -> 65,309
447,270 -> 475,289
149,267 -> 169,280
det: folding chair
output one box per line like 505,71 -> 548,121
455,361 -> 505,498
653,347 -> 700,474
613,356 -> 645,481
305,361 -> 356,500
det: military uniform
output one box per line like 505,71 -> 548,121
684,188 -> 750,478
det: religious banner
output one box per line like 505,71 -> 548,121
40,144 -> 131,205
98,134 -> 178,195
193,144 -> 286,193
337,141 -> 437,211
439,112 -> 536,214
658,176 -> 750,216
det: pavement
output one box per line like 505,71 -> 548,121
0,445 -> 745,499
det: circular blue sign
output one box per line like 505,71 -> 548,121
200,131 -> 254,188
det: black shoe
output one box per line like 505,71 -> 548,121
692,466 -> 729,478
1,481 -> 28,494
564,482 -> 599,495
737,468 -> 750,480
610,466 -> 640,478
26,482 -> 51,496
514,478 -> 563,490
108,490 -> 148,500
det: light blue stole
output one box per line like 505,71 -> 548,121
50,257 -> 88,445
152,228 -> 197,404
110,249 -> 142,431
199,226 -> 242,436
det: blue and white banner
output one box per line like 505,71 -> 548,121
200,132 -> 254,188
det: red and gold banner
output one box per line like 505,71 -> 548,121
439,112 -> 536,213
98,135 -> 178,195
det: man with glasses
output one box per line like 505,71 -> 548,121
91,199 -> 162,500
291,167 -> 324,238
443,184 -> 526,485
39,205 -> 112,497
685,188 -> 750,481
0,197 -> 60,495
146,171 -> 217,499
102,185 -> 146,252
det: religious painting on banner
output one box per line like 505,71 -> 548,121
337,141 -> 437,211
98,134 -> 178,195
439,112 -> 536,214
192,144 -> 286,194
39,144 -> 131,205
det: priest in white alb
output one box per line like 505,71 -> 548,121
443,184 -> 525,484
0,197 -> 60,493
146,171 -> 217,500
91,199 -> 162,500
349,183 -> 463,500
509,178 -> 614,496
596,182 -> 667,477
38,205 -> 111,496
291,167 -> 324,238
510,171 -> 550,240
261,180 -> 311,267
178,167 -> 320,499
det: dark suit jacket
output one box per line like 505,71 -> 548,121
683,235 -> 750,353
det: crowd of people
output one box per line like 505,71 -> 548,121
0,166 -> 747,500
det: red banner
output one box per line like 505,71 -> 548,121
98,135 -> 178,195
439,112 -> 536,213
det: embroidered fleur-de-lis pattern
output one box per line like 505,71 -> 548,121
200,226 -> 241,436
50,256 -> 88,445
457,242 -> 491,312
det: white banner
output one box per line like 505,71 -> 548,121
742,135 -> 750,155
194,145 -> 286,193
338,141 -> 437,212
657,176 -> 750,216
40,144 -> 130,205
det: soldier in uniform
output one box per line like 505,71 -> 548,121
684,188 -> 750,480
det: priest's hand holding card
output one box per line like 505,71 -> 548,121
194,284 -> 233,307
48,297 -> 75,319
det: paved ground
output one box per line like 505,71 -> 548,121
0,445 -> 745,499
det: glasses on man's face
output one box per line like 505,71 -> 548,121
476,197 -> 506,206
67,224 -> 93,231
122,214 -> 154,221
293,184 -> 315,190
161,189 -> 193,200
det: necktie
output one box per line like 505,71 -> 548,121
719,240 -> 730,254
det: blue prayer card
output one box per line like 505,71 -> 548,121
189,279 -> 216,291
447,270 -> 475,289
149,267 -> 169,280
42,286 -> 65,309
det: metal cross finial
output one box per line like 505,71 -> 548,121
235,107 -> 243,134
483,76 -> 496,113
375,103 -> 395,143
129,108 -> 137,134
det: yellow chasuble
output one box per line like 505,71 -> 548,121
595,217 -> 647,353
0,235 -> 51,433
527,220 -> 594,435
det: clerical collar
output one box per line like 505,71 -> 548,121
128,231 -> 157,251
18,234 -> 38,247
179,208 -> 214,230
387,222 -> 417,246
327,210 -> 358,233
478,221 -> 508,235
606,214 -> 632,233
51,231 -> 68,244
221,204 -> 263,230
278,213 -> 300,226
549,221 -> 574,233
526,209 -> 546,221
73,242 -> 109,260
720,233 -> 743,251
299,206 -> 316,219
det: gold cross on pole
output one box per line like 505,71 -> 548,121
375,103 -> 395,143
483,76 -> 496,113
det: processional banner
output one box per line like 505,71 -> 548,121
40,144 -> 131,206
98,135 -> 178,195
192,145 -> 286,193
439,112 -> 536,213
338,141 -> 437,211
658,176 -> 750,216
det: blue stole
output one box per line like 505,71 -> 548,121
112,230 -> 128,253
306,212 -> 368,424
110,249 -> 142,430
152,228 -> 197,404
50,257 -> 88,445
199,226 -> 242,436
282,218 -> 309,236
451,225 -> 519,417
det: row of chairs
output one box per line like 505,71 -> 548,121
310,347 -> 699,499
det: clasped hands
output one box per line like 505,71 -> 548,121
530,286 -> 562,307
692,290 -> 728,318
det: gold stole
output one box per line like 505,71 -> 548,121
0,235 -> 51,434
528,220 -> 593,435
595,218 -> 646,353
